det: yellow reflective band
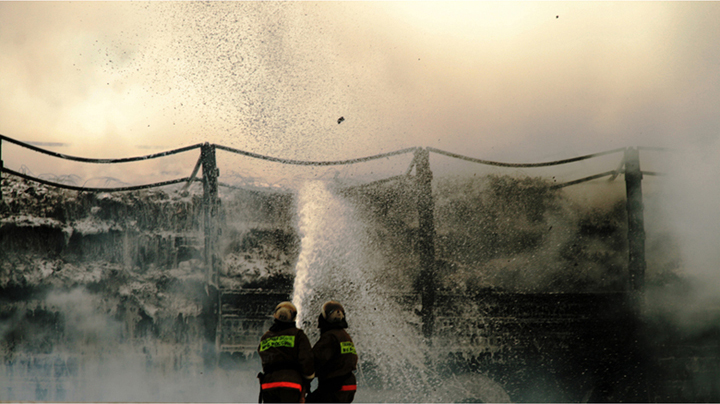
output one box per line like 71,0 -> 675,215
340,341 -> 356,355
260,335 -> 295,352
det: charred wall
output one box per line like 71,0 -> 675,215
432,292 -> 647,402
0,176 -> 298,372
1,174 -> 718,402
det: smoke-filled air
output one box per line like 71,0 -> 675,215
1,1 -> 720,403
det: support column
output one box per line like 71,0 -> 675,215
1,138 -> 3,202
416,148 -> 437,341
624,147 -> 646,291
201,143 -> 220,286
200,143 -> 220,366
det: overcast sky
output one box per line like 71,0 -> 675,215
1,1 -> 718,162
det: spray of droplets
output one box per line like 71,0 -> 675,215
291,181 -> 438,400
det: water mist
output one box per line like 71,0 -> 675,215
291,181 -> 433,401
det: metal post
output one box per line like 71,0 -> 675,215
624,147 -> 646,291
201,143 -> 220,286
0,138 -> 3,202
200,143 -> 220,367
416,148 -> 437,341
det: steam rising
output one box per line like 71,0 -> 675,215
1,289 -> 258,402
2,1 -> 720,402
642,142 -> 720,328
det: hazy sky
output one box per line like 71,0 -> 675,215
1,1 -> 718,163
2,2 -> 720,282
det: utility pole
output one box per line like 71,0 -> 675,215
624,147 -> 646,291
415,148 -> 437,342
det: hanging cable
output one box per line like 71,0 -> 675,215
427,147 -> 625,167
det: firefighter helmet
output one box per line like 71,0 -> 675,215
273,301 -> 297,322
321,301 -> 345,323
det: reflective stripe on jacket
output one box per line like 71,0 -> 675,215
259,323 -> 314,387
261,381 -> 303,391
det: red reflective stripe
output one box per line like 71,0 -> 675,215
339,385 -> 357,391
261,381 -> 303,391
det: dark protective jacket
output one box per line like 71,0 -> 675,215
258,320 -> 315,400
307,315 -> 358,403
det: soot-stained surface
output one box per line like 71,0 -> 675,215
1,173 -> 716,402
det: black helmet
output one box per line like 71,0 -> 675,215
273,301 -> 297,323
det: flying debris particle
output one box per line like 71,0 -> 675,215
556,15 -> 559,18
337,117 -> 345,124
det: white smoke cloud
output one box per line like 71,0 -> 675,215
642,139 -> 720,330
0,288 -> 260,402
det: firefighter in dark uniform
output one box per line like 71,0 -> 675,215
306,301 -> 358,403
258,301 -> 315,403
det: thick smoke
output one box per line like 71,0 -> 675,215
0,288 -> 258,402
642,142 -> 720,328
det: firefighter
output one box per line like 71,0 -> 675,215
257,301 -> 315,403
306,301 -> 358,403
